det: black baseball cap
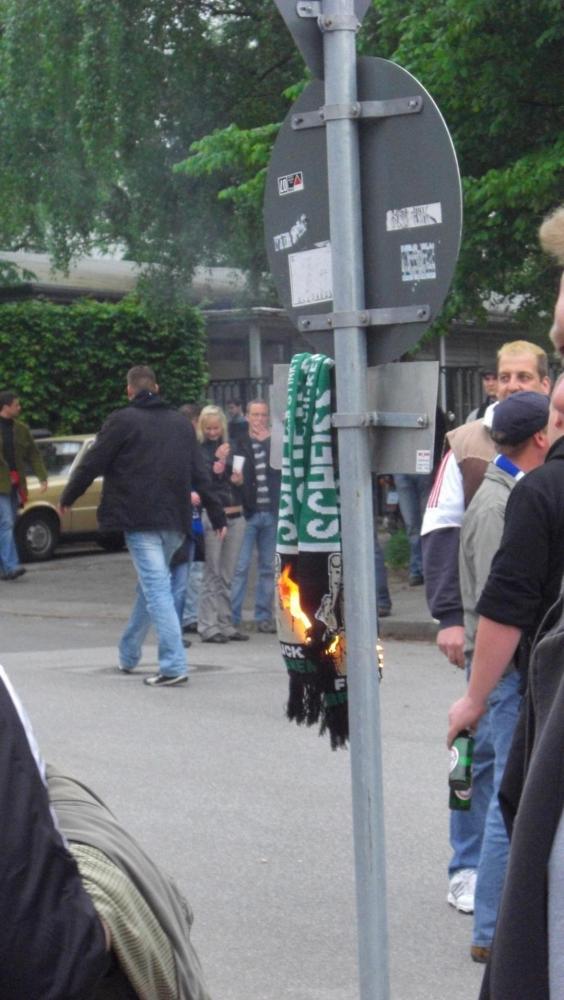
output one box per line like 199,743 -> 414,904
490,391 -> 549,445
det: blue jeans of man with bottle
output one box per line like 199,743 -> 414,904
119,530 -> 187,678
472,669 -> 521,948
0,490 -> 21,575
449,657 -> 494,882
231,510 -> 277,625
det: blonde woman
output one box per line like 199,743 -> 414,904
196,405 -> 249,643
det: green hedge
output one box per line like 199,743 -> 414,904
0,297 -> 208,432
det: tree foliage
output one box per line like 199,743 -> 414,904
366,0 -> 564,331
0,297 -> 207,431
0,1 -> 561,328
179,0 -> 564,331
0,0 -> 302,296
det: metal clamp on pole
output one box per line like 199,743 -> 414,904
298,304 -> 430,331
319,12 -> 359,30
332,411 -> 429,429
292,96 -> 423,130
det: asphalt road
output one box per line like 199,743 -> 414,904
0,548 -> 484,1000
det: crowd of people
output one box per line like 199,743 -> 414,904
1,201 -> 564,996
421,204 -> 564,998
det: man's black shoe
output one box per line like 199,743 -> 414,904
144,673 -> 189,687
182,623 -> 198,633
3,567 -> 26,580
228,631 -> 250,642
201,634 -> 228,644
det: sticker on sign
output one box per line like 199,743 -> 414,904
386,203 -> 442,231
401,243 -> 437,282
288,242 -> 333,308
278,171 -> 304,196
415,449 -> 432,473
273,214 -> 308,253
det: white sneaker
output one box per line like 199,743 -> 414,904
447,868 -> 476,914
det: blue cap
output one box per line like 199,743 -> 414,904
490,391 -> 549,445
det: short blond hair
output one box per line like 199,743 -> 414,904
497,340 -> 548,380
539,206 -> 564,266
197,404 -> 227,443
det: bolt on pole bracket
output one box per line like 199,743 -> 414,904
298,304 -> 431,331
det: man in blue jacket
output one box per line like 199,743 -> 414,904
60,365 -> 226,687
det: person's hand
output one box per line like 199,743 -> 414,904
216,526 -> 227,540
215,442 -> 230,461
437,625 -> 465,668
39,480 -> 48,493
447,693 -> 486,747
57,504 -> 70,516
230,471 -> 243,485
191,491 -> 200,506
212,459 -> 225,475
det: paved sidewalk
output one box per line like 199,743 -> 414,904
377,566 -> 438,642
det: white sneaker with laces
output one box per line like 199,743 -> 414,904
447,868 -> 476,914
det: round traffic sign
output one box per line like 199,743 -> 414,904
263,56 -> 463,364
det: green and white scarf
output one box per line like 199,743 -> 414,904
276,352 -> 348,748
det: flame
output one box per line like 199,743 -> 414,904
327,635 -> 340,655
278,565 -> 312,632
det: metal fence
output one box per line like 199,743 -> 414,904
207,377 -> 270,410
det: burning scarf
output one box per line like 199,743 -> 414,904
276,352 -> 348,749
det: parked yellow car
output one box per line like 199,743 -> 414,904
16,435 -> 124,561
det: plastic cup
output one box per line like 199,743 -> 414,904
232,455 -> 245,474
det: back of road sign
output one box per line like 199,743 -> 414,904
264,56 -> 463,365
273,0 -> 372,79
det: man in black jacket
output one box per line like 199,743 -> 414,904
60,366 -> 226,687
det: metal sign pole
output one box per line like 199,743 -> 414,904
322,1 -> 390,997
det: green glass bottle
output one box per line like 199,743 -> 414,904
449,729 -> 474,811
449,786 -> 472,811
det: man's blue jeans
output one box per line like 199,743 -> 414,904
472,669 -> 521,947
119,530 -> 187,678
394,473 -> 432,578
183,560 -> 203,626
231,511 -> 277,625
0,491 -> 20,574
449,657 -> 494,877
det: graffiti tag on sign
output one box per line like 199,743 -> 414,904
273,214 -> 308,253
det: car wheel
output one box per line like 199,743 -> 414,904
15,510 -> 60,562
96,531 -> 125,553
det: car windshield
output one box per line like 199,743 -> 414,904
36,439 -> 83,477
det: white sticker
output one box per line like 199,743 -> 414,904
416,449 -> 432,473
288,242 -> 333,308
278,171 -> 304,196
273,213 -> 308,253
401,242 -> 436,282
386,202 -> 442,231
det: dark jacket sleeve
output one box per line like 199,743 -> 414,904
60,411 -> 125,508
191,442 -> 227,531
0,674 -> 108,999
422,527 -> 463,629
